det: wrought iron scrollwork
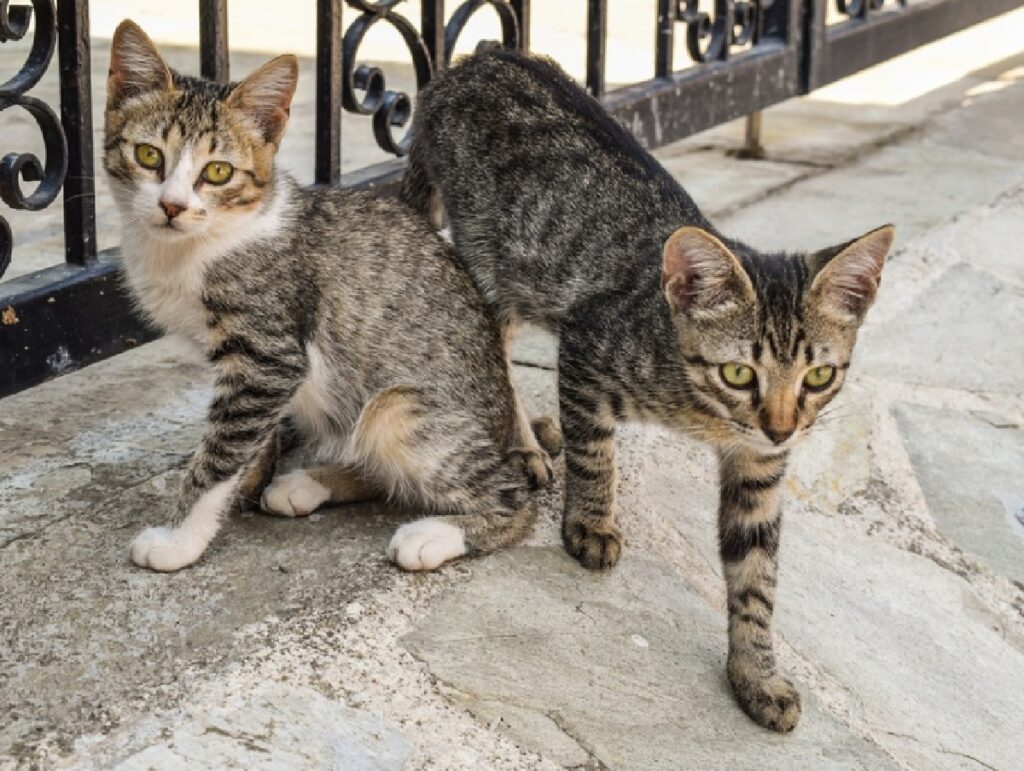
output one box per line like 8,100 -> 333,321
444,0 -> 519,67
341,0 -> 433,156
0,0 -> 67,279
837,0 -> 906,19
339,0 -> 520,157
676,0 -> 770,63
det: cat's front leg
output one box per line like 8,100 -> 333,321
130,365 -> 299,571
559,363 -> 622,570
717,447 -> 801,732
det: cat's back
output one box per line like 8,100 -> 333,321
279,185 -> 503,367
418,49 -> 680,196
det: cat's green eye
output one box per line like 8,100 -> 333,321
720,362 -> 756,389
202,161 -> 234,185
135,143 -> 163,170
804,365 -> 836,391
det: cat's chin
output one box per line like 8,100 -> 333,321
732,430 -> 803,454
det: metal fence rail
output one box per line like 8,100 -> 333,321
1,0 -> 1022,398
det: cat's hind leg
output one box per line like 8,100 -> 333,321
260,465 -> 380,518
503,323 -> 562,490
347,384 -> 539,571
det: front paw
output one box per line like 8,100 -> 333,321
728,664 -> 802,733
511,447 -> 555,490
562,519 -> 623,570
129,526 -> 202,572
260,471 -> 329,517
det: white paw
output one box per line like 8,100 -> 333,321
260,471 -> 330,517
129,526 -> 202,572
387,519 -> 466,571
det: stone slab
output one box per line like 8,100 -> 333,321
403,547 -> 898,771
779,513 -> 1024,771
91,683 -> 410,771
859,264 -> 1024,394
894,403 -> 1024,583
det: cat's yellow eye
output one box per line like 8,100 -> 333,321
202,161 -> 234,185
135,143 -> 163,170
720,362 -> 756,389
804,365 -> 836,391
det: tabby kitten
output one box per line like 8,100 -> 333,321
104,21 -> 559,574
403,49 -> 893,732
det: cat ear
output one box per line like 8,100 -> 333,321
228,55 -> 299,144
810,225 -> 894,321
661,227 -> 755,315
108,20 -> 172,109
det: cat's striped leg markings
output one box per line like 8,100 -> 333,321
719,448 -> 801,733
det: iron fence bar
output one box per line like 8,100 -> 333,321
739,0 -> 768,158
199,0 -> 230,82
510,0 -> 529,51
315,0 -> 342,184
586,0 -> 607,97
655,0 -> 675,79
57,0 -> 95,266
422,0 -> 446,71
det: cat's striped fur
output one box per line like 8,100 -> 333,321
104,21 -> 559,574
403,49 -> 893,732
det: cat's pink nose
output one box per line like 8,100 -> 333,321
159,200 -> 186,220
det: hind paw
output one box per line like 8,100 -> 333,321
531,417 -> 563,457
511,446 -> 555,490
388,519 -> 466,571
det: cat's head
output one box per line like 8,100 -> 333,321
103,20 -> 297,243
661,225 -> 893,452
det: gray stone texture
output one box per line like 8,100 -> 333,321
895,403 -> 1024,583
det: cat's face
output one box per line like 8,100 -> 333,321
662,226 -> 893,452
104,20 -> 297,244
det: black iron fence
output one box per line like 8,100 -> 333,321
1,0 -> 1022,397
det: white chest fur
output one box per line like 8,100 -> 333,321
123,246 -> 211,345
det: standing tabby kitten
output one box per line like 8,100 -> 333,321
403,49 -> 894,732
105,22 -> 560,573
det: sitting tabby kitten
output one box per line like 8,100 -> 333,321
104,21 -> 559,573
403,50 -> 894,732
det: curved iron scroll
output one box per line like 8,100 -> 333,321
0,0 -> 67,279
444,0 -> 518,67
341,0 -> 432,156
339,0 -> 520,157
676,0 -> 769,63
837,0 -> 906,18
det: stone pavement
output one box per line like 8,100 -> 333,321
3,26 -> 1024,771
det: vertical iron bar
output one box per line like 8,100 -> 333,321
315,0 -> 342,185
655,0 -> 675,78
741,111 -> 764,158
57,0 -> 96,266
740,2 -> 767,158
199,0 -> 230,81
511,0 -> 530,52
586,0 -> 607,97
422,0 -> 445,72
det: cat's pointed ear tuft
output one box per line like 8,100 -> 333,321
810,224 -> 894,321
228,55 -> 299,144
661,227 -> 754,316
108,20 -> 172,109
